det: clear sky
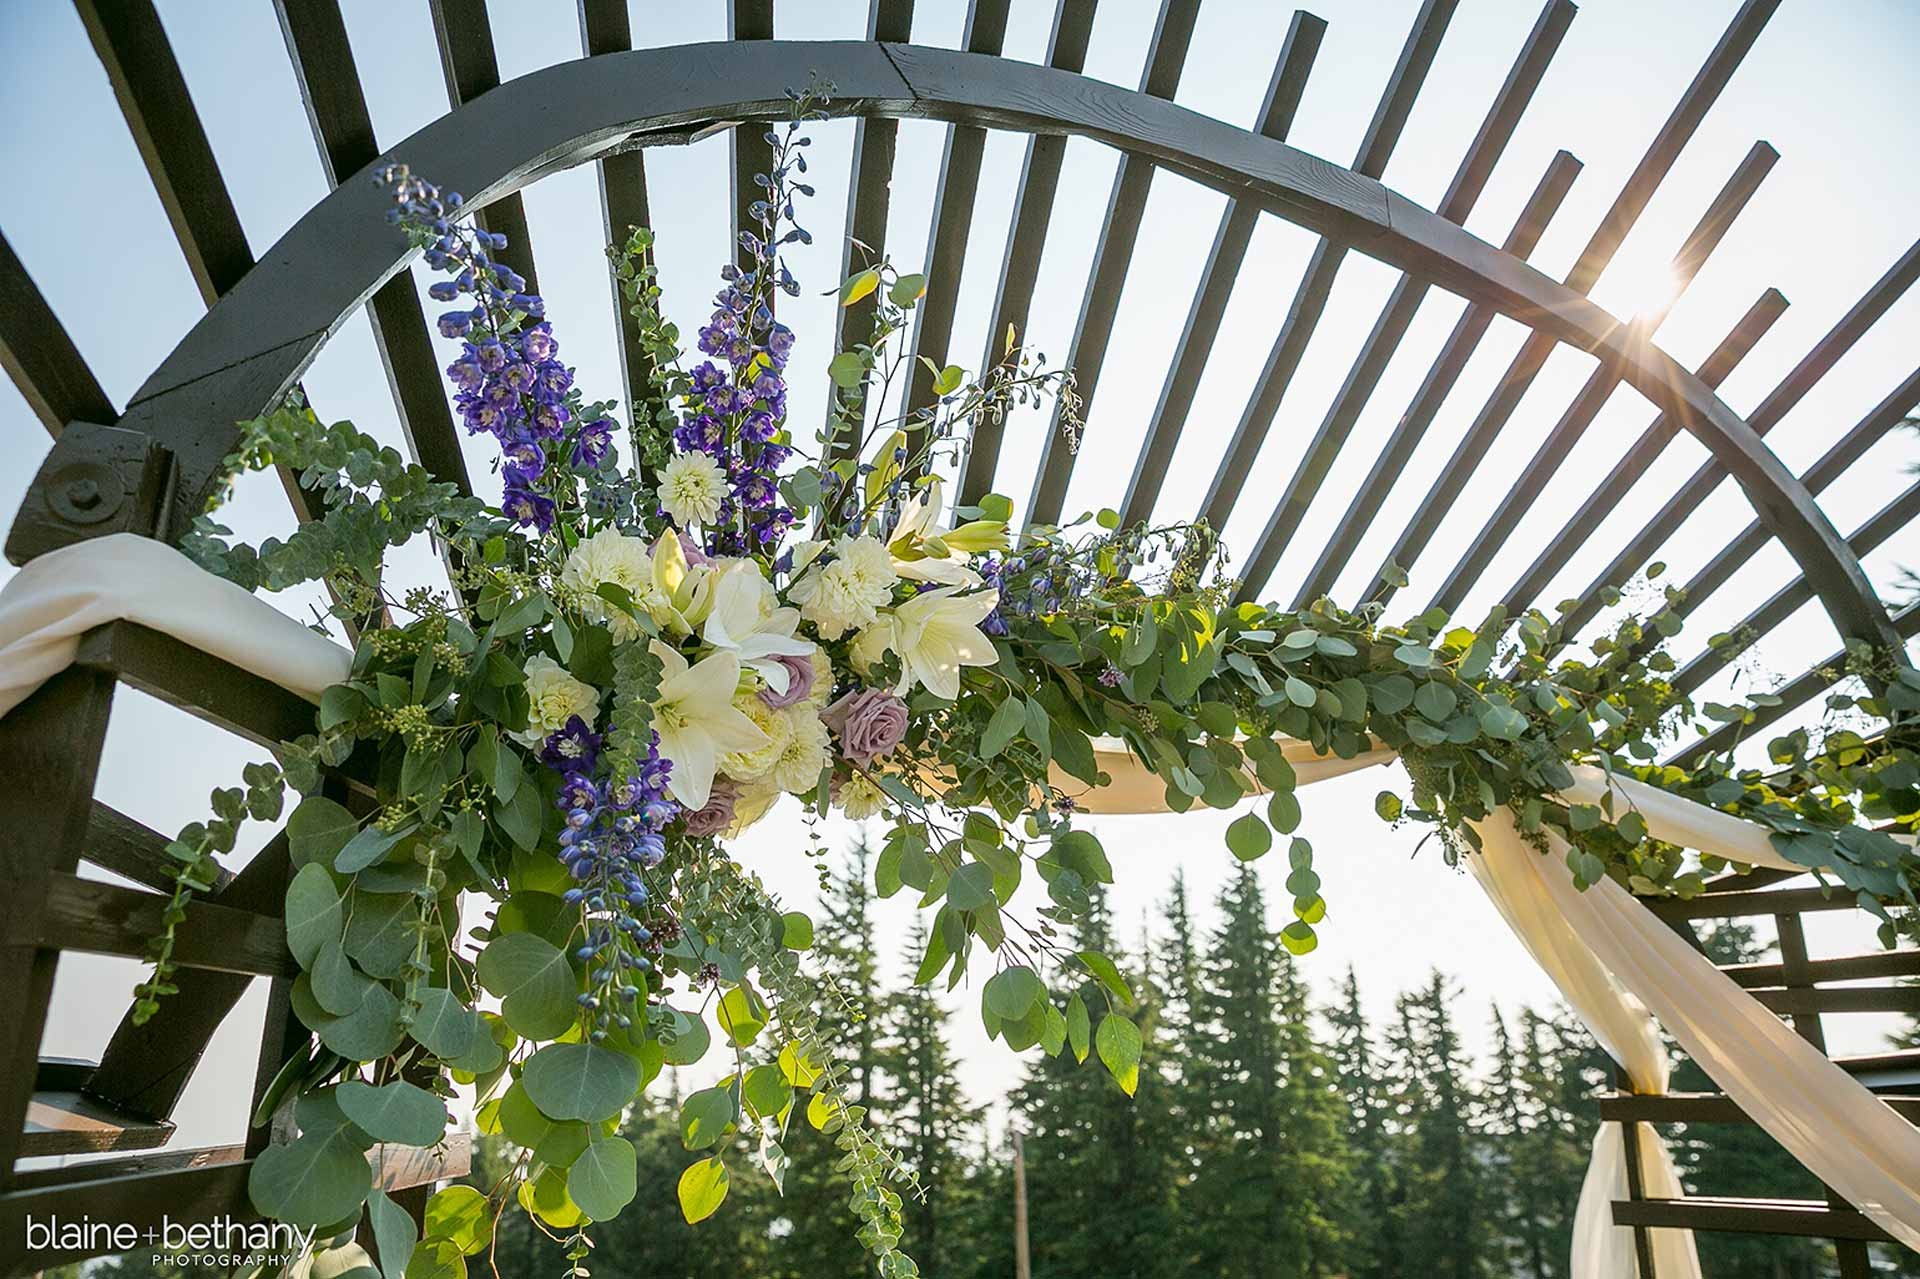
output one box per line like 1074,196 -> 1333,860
2,0 -> 1917,1155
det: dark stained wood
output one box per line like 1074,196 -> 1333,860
5,872 -> 293,978
1673,366 -> 1920,622
958,0 -> 1095,503
1672,478 -> 1920,697
1194,0 -> 1461,537
1646,885 -> 1886,921
429,0 -> 540,295
276,0 -> 472,498
84,800 -> 233,895
1600,1091 -> 1920,1124
0,667 -> 117,1179
730,0 -> 777,277
1611,1197 -> 1892,1243
73,0 -> 254,305
578,0 -> 657,415
0,1136 -> 470,1272
1231,0 -> 1575,596
1025,0 -> 1206,527
1295,149 -> 1581,605
1116,10 -> 1326,528
22,1090 -> 173,1158
1422,140 -> 1778,616
1541,235 -> 1920,643
0,231 -> 117,436
900,0 -> 1013,470
1744,984 -> 1920,1016
824,1 -> 920,470
73,621 -> 324,752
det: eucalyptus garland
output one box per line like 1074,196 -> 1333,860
136,89 -> 1918,1278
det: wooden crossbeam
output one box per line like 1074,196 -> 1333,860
1600,1090 -> 1920,1123
1673,369 -> 1920,621
1230,0 -> 1577,598
1024,0 -> 1208,526
1115,10 -> 1325,529
72,621 -> 325,753
1365,0 -> 1783,609
730,0 -> 776,283
1294,150 -> 1583,605
1611,1196 -> 1892,1243
955,0 -> 1094,502
275,0 -> 473,499
6,872 -> 292,979
1538,234 -> 1920,641
1189,0 -> 1461,538
84,800 -> 232,895
1421,140 -> 1779,616
1673,478 -> 1920,697
899,0 -> 1013,474
0,230 -> 116,436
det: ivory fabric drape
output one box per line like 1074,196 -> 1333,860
4,534 -> 1918,1272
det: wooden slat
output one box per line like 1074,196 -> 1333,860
1537,235 -> 1920,641
1673,478 -> 1920,697
276,0 -> 472,498
1833,1049 -> 1920,1089
823,0 -> 921,470
730,0 -> 776,276
1365,0 -> 1782,608
22,1090 -> 173,1158
578,0 -> 657,416
73,0 -> 253,305
1744,984 -> 1920,1016
1,1136 -> 470,1272
1192,0 -> 1461,537
1674,368 -> 1920,622
1115,11 -> 1326,528
899,0 -> 1012,470
0,231 -> 116,436
1230,0 -> 1576,596
429,0 -> 540,295
1024,0 -> 1207,526
72,621 -> 323,753
84,800 -> 233,895
1423,140 -> 1778,616
1645,885 -> 1884,921
956,0 -> 1094,501
1611,1196 -> 1891,1243
8,872 -> 293,978
1600,1090 -> 1920,1124
1295,149 -> 1582,605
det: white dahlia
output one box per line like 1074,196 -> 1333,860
719,694 -> 791,783
659,451 -> 729,527
768,706 -> 832,794
788,536 -> 898,640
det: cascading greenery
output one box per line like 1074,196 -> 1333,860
131,89 -> 1920,1279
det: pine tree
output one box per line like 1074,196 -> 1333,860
1384,971 -> 1489,1278
1326,965 -> 1396,1279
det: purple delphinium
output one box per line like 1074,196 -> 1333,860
553,732 -> 679,1043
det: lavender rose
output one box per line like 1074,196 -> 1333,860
757,652 -> 817,709
822,688 -> 909,766
682,776 -> 738,837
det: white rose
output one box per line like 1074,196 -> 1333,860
516,654 -> 601,744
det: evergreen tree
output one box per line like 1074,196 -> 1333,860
1384,970 -> 1489,1278
1326,965 -> 1396,1279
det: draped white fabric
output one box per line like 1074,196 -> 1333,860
4,534 -> 1919,1271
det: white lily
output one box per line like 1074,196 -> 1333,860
867,585 -> 1000,701
701,561 -> 816,695
648,641 -> 768,809
887,477 -> 1004,586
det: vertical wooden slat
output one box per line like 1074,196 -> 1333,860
899,0 -> 1013,473
275,0 -> 473,498
1421,140 -> 1778,616
1293,149 -> 1582,605
955,0 -> 1095,502
428,0 -> 540,296
729,0 -> 776,277
1193,0 -> 1461,536
1230,0 -> 1575,597
0,668 -> 116,1181
1024,0 -> 1207,526
1365,0 -> 1784,608
824,0 -> 919,469
1115,9 -> 1326,527
578,1 -> 656,416
0,231 -> 117,436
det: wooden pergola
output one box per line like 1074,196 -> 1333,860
0,1 -> 1915,1274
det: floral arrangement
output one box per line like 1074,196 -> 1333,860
146,92 -> 1920,1278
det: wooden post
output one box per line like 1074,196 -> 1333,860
1012,1128 -> 1030,1279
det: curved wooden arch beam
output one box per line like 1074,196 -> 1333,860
10,39 -> 1899,654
